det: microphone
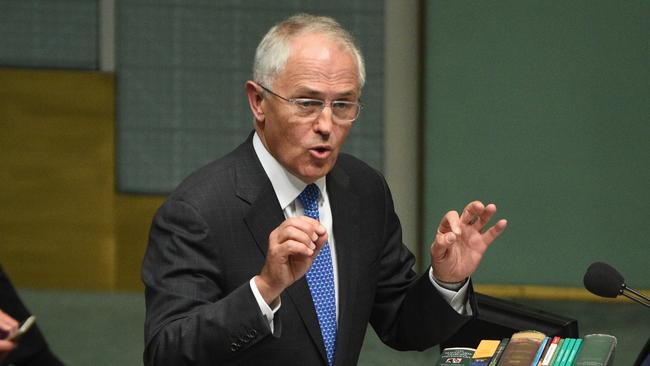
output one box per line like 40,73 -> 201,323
583,262 -> 650,308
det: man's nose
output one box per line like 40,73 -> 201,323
314,105 -> 333,134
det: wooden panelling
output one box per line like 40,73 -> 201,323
114,194 -> 165,290
0,68 -> 116,289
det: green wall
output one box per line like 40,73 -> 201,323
423,1 -> 649,287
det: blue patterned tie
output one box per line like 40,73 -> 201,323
298,184 -> 337,366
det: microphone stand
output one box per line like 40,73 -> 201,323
621,284 -> 650,308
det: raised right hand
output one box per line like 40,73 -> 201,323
255,216 -> 328,305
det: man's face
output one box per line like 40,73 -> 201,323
254,33 -> 360,183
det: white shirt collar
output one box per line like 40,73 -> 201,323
252,132 -> 326,209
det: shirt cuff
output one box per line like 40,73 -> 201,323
428,267 -> 473,316
250,277 -> 281,333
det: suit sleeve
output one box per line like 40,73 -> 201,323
142,198 -> 275,365
368,176 -> 476,351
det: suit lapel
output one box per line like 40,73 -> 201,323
236,135 -> 329,364
242,184 -> 284,258
327,164 -> 361,365
236,136 -> 284,257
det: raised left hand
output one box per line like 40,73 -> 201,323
0,309 -> 18,361
430,201 -> 507,283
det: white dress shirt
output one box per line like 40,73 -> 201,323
249,132 -> 470,332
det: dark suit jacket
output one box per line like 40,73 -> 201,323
142,134 -> 475,365
0,265 -> 64,366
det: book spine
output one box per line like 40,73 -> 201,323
557,338 -> 576,366
532,337 -> 550,366
549,339 -> 566,366
574,334 -> 617,366
540,337 -> 561,366
488,338 -> 509,366
565,338 -> 583,366
438,347 -> 476,366
497,332 -> 546,366
469,360 -> 491,366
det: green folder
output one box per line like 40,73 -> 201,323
574,334 -> 617,366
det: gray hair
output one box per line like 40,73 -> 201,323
253,14 -> 366,90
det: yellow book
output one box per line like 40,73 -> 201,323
473,340 -> 502,358
470,340 -> 502,365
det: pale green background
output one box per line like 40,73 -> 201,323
423,0 -> 649,287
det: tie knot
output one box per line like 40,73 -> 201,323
298,184 -> 320,219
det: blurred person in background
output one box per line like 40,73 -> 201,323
0,265 -> 64,366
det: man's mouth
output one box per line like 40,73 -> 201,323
309,145 -> 332,158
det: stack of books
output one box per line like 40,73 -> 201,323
436,331 -> 617,366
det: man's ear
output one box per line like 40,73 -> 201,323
245,81 -> 265,122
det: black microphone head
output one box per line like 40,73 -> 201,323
583,262 -> 625,298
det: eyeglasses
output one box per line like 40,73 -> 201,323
258,83 -> 362,123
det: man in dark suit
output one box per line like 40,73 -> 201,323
142,14 -> 507,365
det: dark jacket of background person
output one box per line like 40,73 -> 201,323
0,265 -> 64,366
